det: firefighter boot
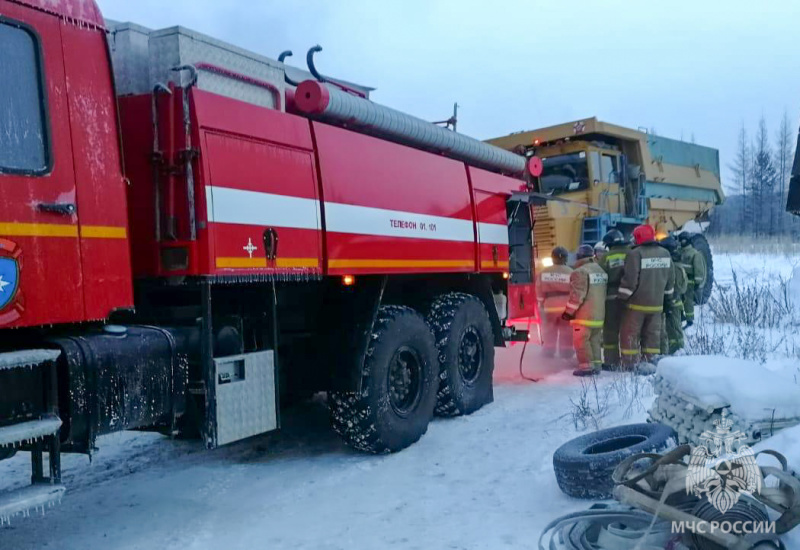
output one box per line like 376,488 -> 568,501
641,312 -> 663,363
602,298 -> 623,369
541,312 -> 559,358
619,309 -> 644,370
557,316 -> 574,359
683,282 -> 696,326
572,325 -> 602,376
666,305 -> 685,354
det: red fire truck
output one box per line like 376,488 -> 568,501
0,0 -> 540,517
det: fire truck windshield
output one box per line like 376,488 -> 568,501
539,153 -> 589,195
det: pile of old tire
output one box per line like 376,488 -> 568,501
648,373 -> 800,447
552,423 -> 677,499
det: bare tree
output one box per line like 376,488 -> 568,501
728,124 -> 751,233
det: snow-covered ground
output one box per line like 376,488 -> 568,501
0,250 -> 799,550
3,349 -> 636,550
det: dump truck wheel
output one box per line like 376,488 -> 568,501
690,234 -> 714,305
427,293 -> 494,417
329,306 -> 438,453
552,423 -> 677,499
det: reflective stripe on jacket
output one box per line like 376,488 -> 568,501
672,260 -> 688,309
618,242 -> 675,312
565,258 -> 607,326
679,245 -> 707,287
598,244 -> 631,299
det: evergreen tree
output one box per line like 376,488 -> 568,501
750,116 -> 777,235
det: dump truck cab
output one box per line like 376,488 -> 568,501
488,118 -> 724,263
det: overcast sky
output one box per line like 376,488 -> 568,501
100,0 -> 800,187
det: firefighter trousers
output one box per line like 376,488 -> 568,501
573,324 -> 602,372
620,308 -> 662,367
683,282 -> 696,322
542,311 -> 573,358
602,298 -> 624,367
665,304 -> 684,354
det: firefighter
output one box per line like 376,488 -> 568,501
618,225 -> 675,369
593,241 -> 608,262
562,244 -> 608,376
677,233 -> 707,326
536,247 -> 574,358
597,229 -> 631,370
658,236 -> 687,354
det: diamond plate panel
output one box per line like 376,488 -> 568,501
107,22 -> 153,96
107,23 -> 285,110
214,351 -> 277,447
149,27 -> 285,110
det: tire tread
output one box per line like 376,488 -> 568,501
330,306 -> 433,453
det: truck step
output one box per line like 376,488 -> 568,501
0,349 -> 61,372
0,484 -> 66,525
0,416 -> 62,448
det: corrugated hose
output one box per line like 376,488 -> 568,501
539,445 -> 799,549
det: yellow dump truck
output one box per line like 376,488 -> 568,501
489,117 -> 724,303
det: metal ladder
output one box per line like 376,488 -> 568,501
581,217 -> 605,246
0,350 -> 65,524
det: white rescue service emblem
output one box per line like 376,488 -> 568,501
641,257 -> 671,269
589,273 -> 608,285
243,238 -> 258,259
541,272 -> 570,283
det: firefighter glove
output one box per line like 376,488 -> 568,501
561,311 -> 575,322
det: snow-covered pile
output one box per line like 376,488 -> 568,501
649,356 -> 800,445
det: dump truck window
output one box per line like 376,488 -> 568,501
539,153 -> 589,194
600,154 -> 619,183
0,19 -> 50,175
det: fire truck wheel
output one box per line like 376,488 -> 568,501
329,306 -> 438,453
427,293 -> 494,417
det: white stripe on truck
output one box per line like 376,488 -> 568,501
206,186 -> 508,244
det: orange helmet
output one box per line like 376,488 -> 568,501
632,224 -> 656,245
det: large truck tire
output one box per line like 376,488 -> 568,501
690,233 -> 714,305
330,306 -> 438,453
427,293 -> 495,417
552,423 -> 676,499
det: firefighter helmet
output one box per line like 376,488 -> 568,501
632,224 -> 656,245
551,246 -> 569,265
576,244 -> 595,260
602,229 -> 626,248
659,235 -> 679,254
